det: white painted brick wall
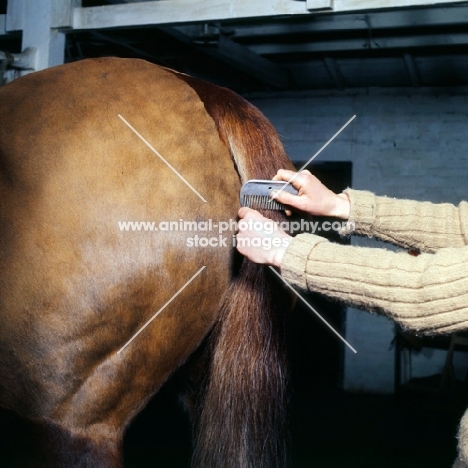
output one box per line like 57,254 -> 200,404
250,88 -> 468,394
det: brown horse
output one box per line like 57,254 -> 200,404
0,57 -> 295,467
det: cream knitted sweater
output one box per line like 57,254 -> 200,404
281,189 -> 468,334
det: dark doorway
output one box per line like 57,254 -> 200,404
289,161 -> 352,391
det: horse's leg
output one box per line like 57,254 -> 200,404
1,408 -> 121,468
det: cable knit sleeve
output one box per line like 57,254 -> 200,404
281,233 -> 468,335
341,189 -> 468,252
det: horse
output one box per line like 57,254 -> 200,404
0,57 -> 295,467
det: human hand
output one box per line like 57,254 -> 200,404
272,169 -> 350,219
236,207 -> 292,268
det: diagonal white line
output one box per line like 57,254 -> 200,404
272,114 -> 356,201
117,266 -> 206,355
268,266 -> 357,354
118,114 -> 207,203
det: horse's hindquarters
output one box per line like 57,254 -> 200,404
0,58 -> 240,462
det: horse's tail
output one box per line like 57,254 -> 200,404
176,74 -> 294,468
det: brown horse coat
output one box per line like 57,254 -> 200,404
0,57 -> 294,467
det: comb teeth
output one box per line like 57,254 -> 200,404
239,179 -> 299,211
241,195 -> 286,211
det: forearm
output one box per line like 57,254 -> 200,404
342,189 -> 468,252
282,233 -> 468,334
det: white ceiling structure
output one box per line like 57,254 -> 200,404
1,0 -> 468,92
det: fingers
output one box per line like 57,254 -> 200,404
238,206 -> 265,220
274,169 -> 313,196
275,169 -> 310,184
266,167 -> 347,219
274,169 -> 297,182
271,168 -> 330,216
235,206 -> 292,267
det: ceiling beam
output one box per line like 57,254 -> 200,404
160,26 -> 293,89
217,34 -> 293,88
249,32 -> 468,55
71,0 -> 468,31
230,6 -> 468,38
88,31 -> 164,62
333,0 -> 468,13
307,0 -> 333,11
72,1 -> 309,30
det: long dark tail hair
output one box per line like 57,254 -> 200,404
175,72 -> 294,468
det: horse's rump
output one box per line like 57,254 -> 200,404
0,57 -> 294,467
